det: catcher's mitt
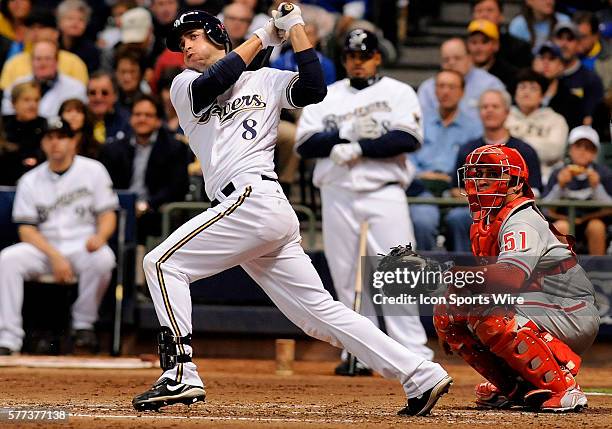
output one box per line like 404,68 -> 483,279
375,244 -> 451,297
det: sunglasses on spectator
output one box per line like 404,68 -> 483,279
88,89 -> 111,96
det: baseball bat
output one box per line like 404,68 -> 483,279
111,209 -> 127,356
346,221 -> 369,375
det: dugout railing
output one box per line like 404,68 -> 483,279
404,197 -> 612,236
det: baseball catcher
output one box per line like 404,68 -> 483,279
432,145 -> 599,412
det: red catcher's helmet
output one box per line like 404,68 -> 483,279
458,145 -> 532,220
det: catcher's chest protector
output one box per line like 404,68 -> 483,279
470,197 -> 534,257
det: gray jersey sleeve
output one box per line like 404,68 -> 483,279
497,212 -> 549,277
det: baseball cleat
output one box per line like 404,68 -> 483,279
132,378 -> 206,411
398,375 -> 453,416
539,386 -> 587,412
0,346 -> 12,356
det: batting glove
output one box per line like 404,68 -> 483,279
353,115 -> 382,140
330,142 -> 362,165
254,18 -> 285,48
272,2 -> 304,32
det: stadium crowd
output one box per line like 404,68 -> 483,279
0,0 -> 609,263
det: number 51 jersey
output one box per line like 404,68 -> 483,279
171,67 -> 299,200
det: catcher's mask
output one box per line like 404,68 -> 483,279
458,145 -> 533,221
167,10 -> 231,53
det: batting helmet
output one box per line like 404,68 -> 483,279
458,145 -> 533,219
167,10 -> 231,53
343,29 -> 379,56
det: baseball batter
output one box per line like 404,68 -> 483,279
0,117 -> 118,355
433,145 -> 599,412
132,6 -> 452,415
295,29 -> 432,374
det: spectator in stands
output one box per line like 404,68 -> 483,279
446,89 -> 542,251
0,81 -> 45,185
471,0 -> 533,68
509,0 -> 570,54
410,70 -> 482,250
301,0 -> 366,35
150,0 -> 179,60
2,40 -> 87,118
114,46 -> 150,112
533,41 -> 585,129
574,10 -> 612,114
87,71 -> 131,144
57,0 -> 100,74
0,117 -> 118,356
413,70 -> 482,185
99,94 -> 189,243
221,2 -> 254,48
544,126 -> 612,255
184,0 -> 225,16
506,69 -> 568,184
271,22 -> 336,85
59,98 -> 99,159
0,0 -> 31,59
553,21 -> 604,125
418,37 -> 505,126
100,7 -> 155,72
239,0 -> 272,36
157,67 -> 181,134
466,19 -> 519,95
96,0 -> 137,53
0,10 -> 88,92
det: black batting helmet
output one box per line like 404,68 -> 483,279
343,29 -> 379,56
167,10 -> 231,53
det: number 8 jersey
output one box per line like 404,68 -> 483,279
171,67 -> 300,200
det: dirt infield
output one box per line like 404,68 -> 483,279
2,354 -> 612,429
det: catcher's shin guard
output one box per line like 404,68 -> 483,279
433,304 -> 519,396
470,315 -> 577,399
158,326 -> 192,371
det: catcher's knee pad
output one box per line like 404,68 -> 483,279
487,325 -> 576,393
158,326 -> 192,371
523,321 -> 582,376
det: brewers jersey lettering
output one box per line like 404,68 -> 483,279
296,77 -> 423,191
13,156 -> 119,251
171,67 -> 298,199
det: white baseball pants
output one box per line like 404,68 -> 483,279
0,242 -> 115,351
143,176 -> 447,398
320,184 -> 433,360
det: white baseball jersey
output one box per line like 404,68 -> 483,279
170,67 -> 299,199
12,156 -> 119,251
295,77 -> 423,191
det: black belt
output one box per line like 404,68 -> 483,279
210,175 -> 277,208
